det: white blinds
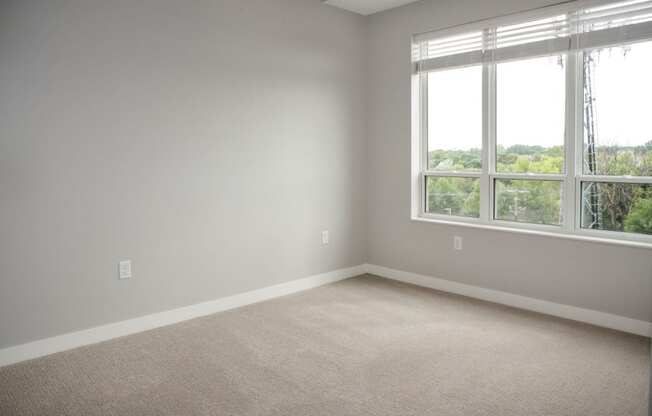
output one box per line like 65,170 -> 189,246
413,0 -> 652,72
411,31 -> 485,70
575,0 -> 652,48
490,14 -> 571,63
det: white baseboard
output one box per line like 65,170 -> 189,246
2,263 -> 648,367
365,264 -> 652,338
0,265 -> 367,368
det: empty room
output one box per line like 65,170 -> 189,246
1,0 -> 651,415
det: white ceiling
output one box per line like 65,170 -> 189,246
323,0 -> 421,16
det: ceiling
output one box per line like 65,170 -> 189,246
322,0 -> 421,15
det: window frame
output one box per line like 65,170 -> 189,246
412,34 -> 652,247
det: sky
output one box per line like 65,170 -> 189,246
427,40 -> 652,151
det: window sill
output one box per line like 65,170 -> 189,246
411,215 -> 652,250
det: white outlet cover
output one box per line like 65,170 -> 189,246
454,236 -> 463,250
119,260 -> 132,279
321,230 -> 330,245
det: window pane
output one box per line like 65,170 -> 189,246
425,176 -> 480,218
583,41 -> 652,176
494,179 -> 563,225
497,55 -> 566,174
427,66 -> 482,172
581,182 -> 652,235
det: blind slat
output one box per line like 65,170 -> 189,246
413,31 -> 484,62
575,19 -> 652,48
413,0 -> 652,73
416,50 -> 485,72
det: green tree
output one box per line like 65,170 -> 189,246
624,197 -> 652,235
427,177 -> 479,218
427,143 -> 652,233
495,180 -> 561,225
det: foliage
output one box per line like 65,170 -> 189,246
426,177 -> 479,218
594,146 -> 652,176
495,180 -> 562,225
427,144 -> 652,234
429,149 -> 482,171
624,194 -> 652,235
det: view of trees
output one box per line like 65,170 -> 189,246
495,178 -> 562,225
425,42 -> 652,237
426,143 -> 652,234
582,181 -> 652,234
426,176 -> 480,218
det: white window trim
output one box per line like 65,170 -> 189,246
410,3 -> 652,249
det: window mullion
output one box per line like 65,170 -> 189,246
483,60 -> 497,223
424,171 -> 482,178
480,63 -> 489,222
579,176 -> 652,184
574,49 -> 585,233
419,72 -> 429,217
480,28 -> 494,224
420,73 -> 428,174
493,173 -> 565,181
563,51 -> 578,233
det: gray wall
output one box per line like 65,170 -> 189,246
0,0 -> 367,349
1,0 -> 651,351
366,0 -> 652,323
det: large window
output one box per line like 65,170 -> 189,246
412,0 -> 652,244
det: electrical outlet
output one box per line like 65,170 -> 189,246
119,260 -> 132,279
321,230 -> 329,245
453,236 -> 463,251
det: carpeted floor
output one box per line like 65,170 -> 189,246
0,274 -> 649,416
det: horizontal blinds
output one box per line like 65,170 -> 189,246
494,15 -> 570,48
413,0 -> 652,73
413,31 -> 485,72
490,14 -> 572,62
578,0 -> 652,30
575,0 -> 652,48
412,31 -> 484,61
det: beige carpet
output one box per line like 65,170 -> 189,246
0,274 -> 649,416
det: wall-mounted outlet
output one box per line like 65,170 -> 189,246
453,236 -> 463,251
119,260 -> 132,280
321,230 -> 329,245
